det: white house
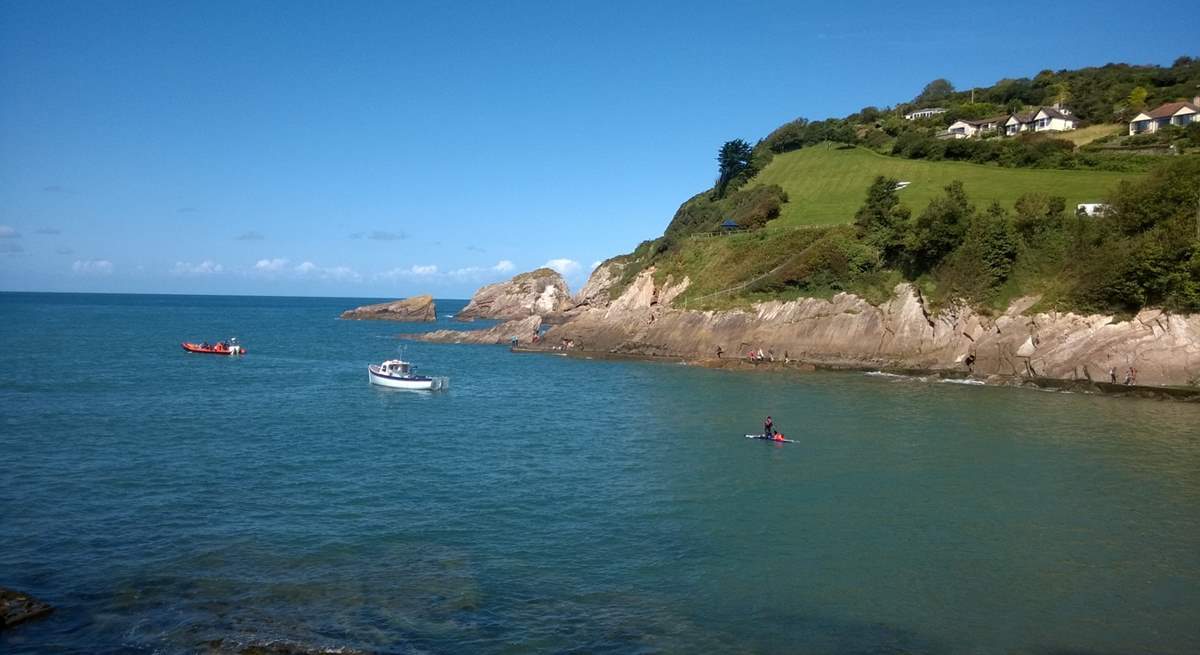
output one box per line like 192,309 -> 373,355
1005,106 -> 1076,135
945,115 -> 1008,138
1128,97 -> 1200,135
904,107 -> 947,120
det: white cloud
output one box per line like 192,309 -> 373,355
590,260 -> 602,270
0,225 -> 19,239
172,260 -> 223,275
493,259 -> 515,273
322,265 -> 361,281
72,259 -> 113,275
254,258 -> 289,272
544,258 -> 581,276
291,260 -> 361,281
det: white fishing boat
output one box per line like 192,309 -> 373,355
367,359 -> 449,391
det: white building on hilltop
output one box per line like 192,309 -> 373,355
904,107 -> 947,120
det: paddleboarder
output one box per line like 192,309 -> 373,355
764,416 -> 774,438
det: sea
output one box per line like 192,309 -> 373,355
1,292 -> 1198,654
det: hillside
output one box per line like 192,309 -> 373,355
603,56 -> 1200,317
747,144 -> 1135,228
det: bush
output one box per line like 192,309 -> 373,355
726,185 -> 788,230
939,203 -> 1020,301
777,228 -> 881,291
904,181 -> 974,275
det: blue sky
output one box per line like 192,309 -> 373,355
1,1 -> 1196,298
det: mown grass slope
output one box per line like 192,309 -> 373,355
748,144 -> 1139,227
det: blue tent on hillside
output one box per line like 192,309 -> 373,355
720,219 -> 740,231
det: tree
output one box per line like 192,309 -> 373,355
915,78 -> 955,105
854,176 -> 911,264
1051,82 -> 1071,106
1128,86 -> 1149,112
715,139 -> 754,198
905,181 -> 974,274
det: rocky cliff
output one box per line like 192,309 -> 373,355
340,295 -> 436,322
539,269 -> 1200,388
456,268 -> 572,321
410,265 -> 1200,388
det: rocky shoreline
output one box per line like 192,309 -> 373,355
407,261 -> 1200,398
506,345 -> 1200,401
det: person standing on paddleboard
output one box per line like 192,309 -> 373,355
764,416 -> 774,438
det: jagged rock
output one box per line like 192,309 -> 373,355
535,270 -> 1200,387
572,260 -> 625,309
340,295 -> 436,322
457,268 -> 571,321
408,315 -> 543,345
0,587 -> 53,630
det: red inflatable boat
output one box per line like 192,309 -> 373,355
181,338 -> 246,356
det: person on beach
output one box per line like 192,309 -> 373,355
764,416 -> 775,438
716,345 -> 723,359
964,352 -> 976,373
1109,367 -> 1117,384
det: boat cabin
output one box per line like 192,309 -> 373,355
380,359 -> 412,376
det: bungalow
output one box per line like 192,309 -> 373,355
1004,106 -> 1077,136
945,115 -> 1008,138
904,107 -> 947,120
1128,97 -> 1200,135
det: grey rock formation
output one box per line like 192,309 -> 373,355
341,295 -> 436,322
541,269 -> 1200,387
409,315 -> 543,345
457,268 -> 572,321
389,266 -> 1200,388
0,587 -> 53,630
572,260 -> 625,309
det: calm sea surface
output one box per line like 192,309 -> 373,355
1,292 -> 1198,654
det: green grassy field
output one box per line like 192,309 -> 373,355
748,144 -> 1139,227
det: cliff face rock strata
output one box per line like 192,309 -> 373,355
572,260 -> 625,309
408,315 -> 543,345
539,270 -> 1200,387
341,295 -> 436,322
457,268 -> 572,321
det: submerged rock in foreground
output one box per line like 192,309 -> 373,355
0,587 -> 53,630
406,315 -> 543,345
456,268 -> 572,321
341,295 -> 436,322
204,639 -> 370,655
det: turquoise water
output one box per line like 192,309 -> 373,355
1,292 -> 1199,654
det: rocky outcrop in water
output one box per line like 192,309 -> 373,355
408,315 -> 542,345
0,587 -> 53,630
456,268 -> 572,321
340,295 -> 436,322
204,639 -> 370,655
